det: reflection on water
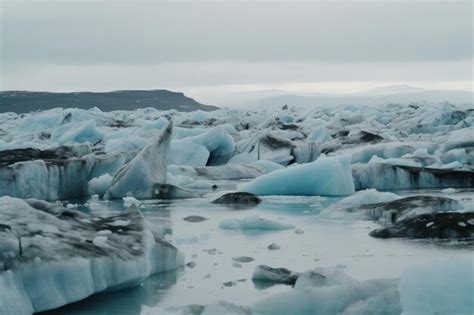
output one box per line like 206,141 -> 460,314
39,268 -> 182,315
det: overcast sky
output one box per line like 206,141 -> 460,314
1,0 -> 472,104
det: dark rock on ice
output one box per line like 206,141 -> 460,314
252,265 -> 300,286
223,281 -> 236,287
186,261 -> 197,268
353,195 -> 460,223
183,215 -> 208,222
232,256 -> 254,263
212,192 -> 261,206
370,212 -> 474,239
267,243 -> 280,250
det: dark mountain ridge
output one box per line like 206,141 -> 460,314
0,89 -> 218,113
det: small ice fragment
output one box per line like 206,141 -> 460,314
426,222 -> 434,227
108,219 -> 130,227
457,222 -> 466,227
123,196 -> 141,207
97,230 -> 112,235
132,244 -> 140,251
92,236 -> 109,247
441,188 -> 456,194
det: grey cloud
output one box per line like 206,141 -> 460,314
1,1 -> 472,66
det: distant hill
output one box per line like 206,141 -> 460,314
0,90 -> 219,113
257,90 -> 474,108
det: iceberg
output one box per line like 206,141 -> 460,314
88,173 -> 113,197
51,120 -> 103,145
0,153 -> 125,201
320,195 -> 461,222
352,163 -> 474,191
168,125 -> 235,166
239,155 -> 354,196
106,122 -> 172,199
0,197 -> 183,314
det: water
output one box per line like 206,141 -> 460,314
41,186 -> 473,314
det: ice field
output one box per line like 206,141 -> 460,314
0,103 -> 473,314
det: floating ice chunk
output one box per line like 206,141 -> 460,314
294,266 -> 356,289
106,122 -> 172,199
51,120 -> 103,145
253,274 -> 397,315
252,265 -> 300,285
219,216 -> 294,231
441,188 -> 456,194
108,219 -> 131,227
123,196 -> 142,207
239,155 -> 354,196
399,258 -> 473,315
92,235 -> 109,247
338,189 -> 401,206
88,174 -> 113,197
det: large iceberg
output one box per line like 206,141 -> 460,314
239,155 -> 354,196
0,197 -> 183,314
352,163 -> 474,191
106,122 -> 172,199
0,151 -> 125,201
